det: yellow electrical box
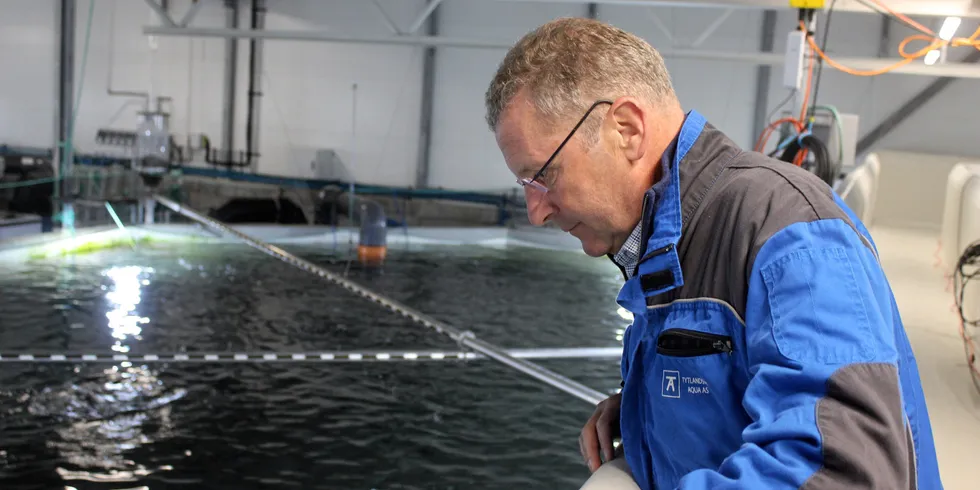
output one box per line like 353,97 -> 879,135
789,0 -> 825,7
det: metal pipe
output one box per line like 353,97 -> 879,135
246,0 -> 265,170
140,26 -> 980,79
221,0 -> 239,164
153,194 -> 609,405
751,10 -> 777,144
415,0 -> 439,188
54,0 -> 76,228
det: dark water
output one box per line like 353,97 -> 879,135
0,242 -> 628,489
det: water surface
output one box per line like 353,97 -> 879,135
0,241 -> 627,489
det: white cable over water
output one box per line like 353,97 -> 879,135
0,347 -> 622,364
153,195 -> 610,405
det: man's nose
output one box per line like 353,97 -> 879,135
525,190 -> 555,226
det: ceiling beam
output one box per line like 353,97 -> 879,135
141,25 -> 980,79
857,49 -> 980,155
490,0 -> 980,18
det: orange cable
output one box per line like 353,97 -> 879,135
803,19 -> 980,78
867,0 -> 935,37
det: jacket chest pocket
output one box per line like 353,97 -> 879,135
637,301 -> 752,486
656,328 -> 733,358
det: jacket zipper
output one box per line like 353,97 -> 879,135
656,328 -> 733,357
640,242 -> 674,262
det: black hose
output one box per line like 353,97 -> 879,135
954,240 -> 980,396
779,134 -> 837,186
809,0 -> 838,118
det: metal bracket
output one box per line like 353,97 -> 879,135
369,0 -> 444,37
692,8 -> 735,48
645,8 -> 674,46
144,0 -> 202,28
143,0 -> 177,27
408,0 -> 445,35
179,0 -> 204,27
371,0 -> 404,35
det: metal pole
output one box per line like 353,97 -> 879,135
55,0 -> 76,234
221,0 -> 239,163
751,10 -> 777,145
152,194 -> 609,405
415,0 -> 439,189
587,3 -> 598,18
245,0 -> 265,171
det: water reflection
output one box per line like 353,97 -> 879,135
42,265 -> 181,485
103,266 -> 153,351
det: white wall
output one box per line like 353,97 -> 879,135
0,0 -> 425,187
430,2 -> 763,190
1,1 -> 977,191
873,150 -> 972,231
430,0 -> 590,191
0,0 -> 57,148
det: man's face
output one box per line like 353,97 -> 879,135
494,94 -> 641,258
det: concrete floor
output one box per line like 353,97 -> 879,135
873,226 -> 980,490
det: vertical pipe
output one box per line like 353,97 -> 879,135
415,0 -> 439,189
245,0 -> 265,171
878,14 -> 891,58
751,10 -> 777,147
221,0 -> 239,164
54,0 -> 76,233
586,3 -> 598,19
144,197 -> 157,225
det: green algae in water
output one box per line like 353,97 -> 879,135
26,231 -> 202,259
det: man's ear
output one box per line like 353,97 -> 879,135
609,98 -> 646,163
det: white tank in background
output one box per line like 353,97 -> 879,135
940,163 -> 980,276
836,153 -> 881,227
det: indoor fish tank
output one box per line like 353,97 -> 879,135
0,227 -> 627,489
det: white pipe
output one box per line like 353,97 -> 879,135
140,26 -> 980,79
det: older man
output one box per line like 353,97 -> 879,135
484,17 -> 942,490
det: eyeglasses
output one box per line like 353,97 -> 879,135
517,100 -> 614,194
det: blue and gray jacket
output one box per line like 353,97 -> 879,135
615,110 -> 942,489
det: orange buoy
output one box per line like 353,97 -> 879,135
357,244 -> 387,266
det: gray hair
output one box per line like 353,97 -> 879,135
485,17 -> 679,141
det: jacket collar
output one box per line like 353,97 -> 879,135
616,109 -> 724,313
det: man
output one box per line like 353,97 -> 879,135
484,17 -> 942,490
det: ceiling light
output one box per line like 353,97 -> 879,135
939,17 -> 961,41
924,50 -> 941,65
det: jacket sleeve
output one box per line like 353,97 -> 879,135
675,219 -> 914,489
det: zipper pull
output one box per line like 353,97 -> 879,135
713,340 -> 733,355
640,242 -> 675,262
